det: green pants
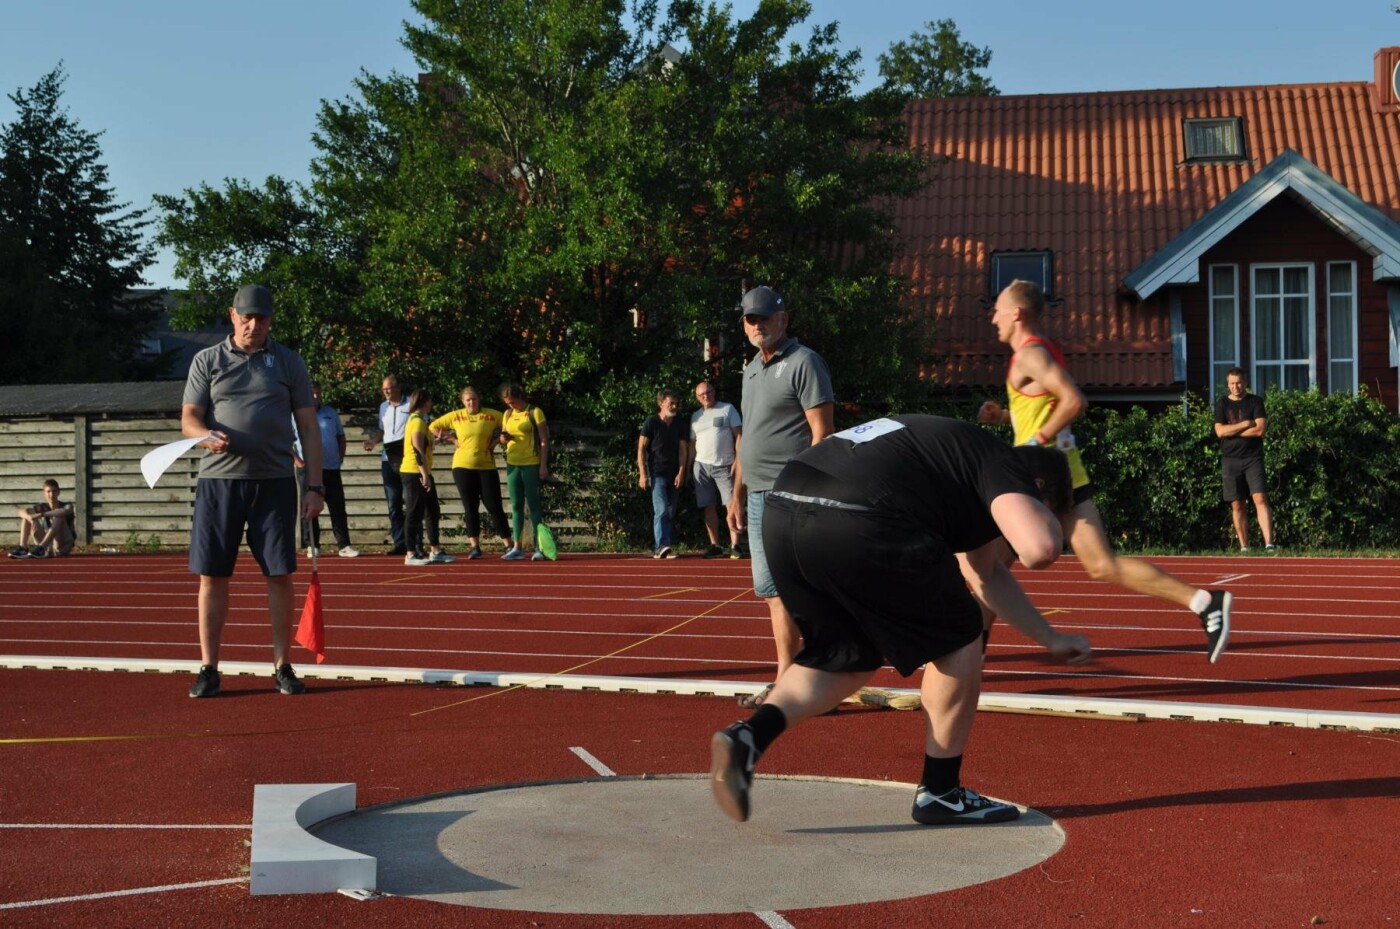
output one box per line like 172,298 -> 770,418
505,464 -> 546,544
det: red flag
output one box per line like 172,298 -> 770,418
295,569 -> 326,663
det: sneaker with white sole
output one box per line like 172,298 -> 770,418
468,546 -> 482,560
306,546 -> 320,558
531,550 -> 544,561
339,546 -> 360,557
274,663 -> 307,695
404,552 -> 432,566
709,721 -> 761,822
502,547 -> 525,561
8,546 -> 28,559
911,785 -> 1019,825
429,551 -> 456,564
1196,589 -> 1232,663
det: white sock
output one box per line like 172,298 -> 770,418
1189,589 -> 1211,613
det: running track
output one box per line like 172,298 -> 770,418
0,552 -> 1397,927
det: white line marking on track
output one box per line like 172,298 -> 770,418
754,911 -> 797,928
1211,573 -> 1251,584
570,746 -> 616,777
0,878 -> 245,910
0,823 -> 248,829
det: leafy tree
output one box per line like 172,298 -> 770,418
156,1 -> 946,542
0,65 -> 164,384
877,18 -> 999,99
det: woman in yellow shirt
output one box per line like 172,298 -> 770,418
430,386 -> 510,560
400,388 -> 454,566
498,382 -> 551,561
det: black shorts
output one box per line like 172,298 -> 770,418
189,477 -> 298,578
761,494 -> 983,677
1073,482 -> 1096,506
1222,457 -> 1266,501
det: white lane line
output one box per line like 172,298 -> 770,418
755,911 -> 797,928
570,747 -> 616,777
985,668 -> 1400,693
0,823 -> 248,829
0,878 -> 244,910
1211,573 -> 1251,584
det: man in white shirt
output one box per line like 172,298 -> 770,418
362,375 -> 410,555
687,380 -> 743,558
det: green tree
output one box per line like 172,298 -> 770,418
877,18 -> 999,99
0,65 -> 164,384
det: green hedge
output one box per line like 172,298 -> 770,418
545,389 -> 1400,552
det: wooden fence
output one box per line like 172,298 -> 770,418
0,412 -> 590,551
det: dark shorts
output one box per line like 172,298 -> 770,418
761,494 -> 983,677
1222,457 -> 1266,501
189,477 -> 298,578
1073,481 -> 1096,506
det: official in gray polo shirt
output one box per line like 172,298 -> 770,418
180,283 -> 324,699
727,285 -> 835,708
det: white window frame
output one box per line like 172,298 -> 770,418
1206,263 -> 1239,402
1249,262 -> 1316,392
1184,117 -> 1246,162
1325,261 -> 1358,395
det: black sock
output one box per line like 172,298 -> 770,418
920,753 -> 963,795
746,704 -> 787,754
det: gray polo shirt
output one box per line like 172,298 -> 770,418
183,336 -> 314,479
739,336 -> 834,491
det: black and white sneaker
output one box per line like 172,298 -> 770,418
1197,590 -> 1232,663
274,663 -> 307,695
911,785 -> 1019,825
7,546 -> 28,559
189,665 -> 221,698
710,721 -> 761,822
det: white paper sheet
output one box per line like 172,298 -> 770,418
141,435 -> 214,489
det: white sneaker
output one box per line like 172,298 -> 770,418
306,546 -> 320,558
338,545 -> 360,558
531,550 -> 545,561
404,552 -> 432,566
429,551 -> 456,564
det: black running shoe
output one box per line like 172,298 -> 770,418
274,663 -> 307,695
710,721 -> 760,822
189,665 -> 221,698
911,785 -> 1019,825
1197,590 -> 1232,663
703,544 -> 725,559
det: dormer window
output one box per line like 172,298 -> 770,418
1184,117 -> 1246,162
989,250 -> 1054,301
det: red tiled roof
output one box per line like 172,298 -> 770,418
894,78 -> 1400,389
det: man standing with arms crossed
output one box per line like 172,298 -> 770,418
363,375 -> 410,555
728,286 -> 835,707
1214,367 -> 1276,553
689,380 -> 743,559
181,283 -> 323,698
976,279 -> 1232,661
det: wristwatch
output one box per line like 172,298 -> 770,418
305,485 -> 325,495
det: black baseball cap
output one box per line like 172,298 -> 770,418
738,285 -> 785,318
232,283 -> 275,316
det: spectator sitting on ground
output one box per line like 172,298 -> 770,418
11,479 -> 76,559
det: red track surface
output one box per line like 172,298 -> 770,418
1,552 -> 1397,927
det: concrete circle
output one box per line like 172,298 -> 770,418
314,775 -> 1064,914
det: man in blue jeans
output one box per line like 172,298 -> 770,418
727,286 -> 835,707
637,389 -> 689,558
362,375 -> 409,554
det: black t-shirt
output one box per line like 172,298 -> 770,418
1214,393 -> 1266,459
777,414 -> 1042,553
640,414 -> 687,479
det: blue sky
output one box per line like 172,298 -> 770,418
5,0 -> 1399,288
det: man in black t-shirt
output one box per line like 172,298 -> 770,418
709,415 -> 1092,828
637,389 -> 689,558
1213,368 -> 1275,552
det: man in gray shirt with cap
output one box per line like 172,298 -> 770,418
180,283 -> 324,698
728,285 -> 835,708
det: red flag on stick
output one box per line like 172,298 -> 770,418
295,559 -> 326,663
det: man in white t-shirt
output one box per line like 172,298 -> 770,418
687,380 -> 743,558
362,375 -> 410,555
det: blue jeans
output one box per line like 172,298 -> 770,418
747,490 -> 777,597
651,478 -> 678,551
380,458 -> 406,552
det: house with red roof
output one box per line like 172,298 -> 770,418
894,47 -> 1400,412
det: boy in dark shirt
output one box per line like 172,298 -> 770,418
10,479 -> 75,558
637,389 -> 689,558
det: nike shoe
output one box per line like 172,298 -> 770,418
709,721 -> 761,822
1197,590 -> 1232,663
911,785 -> 1019,825
274,663 -> 307,695
189,664 -> 221,698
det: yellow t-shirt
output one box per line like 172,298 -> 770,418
501,406 -> 547,466
429,408 -> 503,470
1006,337 -> 1091,490
400,413 -> 433,475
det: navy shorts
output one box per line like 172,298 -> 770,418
1222,457 -> 1266,501
761,494 -> 983,677
189,477 -> 299,578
